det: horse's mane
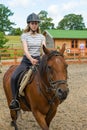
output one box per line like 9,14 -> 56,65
39,50 -> 62,77
39,54 -> 47,77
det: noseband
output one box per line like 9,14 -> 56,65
48,80 -> 67,91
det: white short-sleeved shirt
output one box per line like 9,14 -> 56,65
21,32 -> 45,56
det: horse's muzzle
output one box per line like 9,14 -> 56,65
56,87 -> 69,101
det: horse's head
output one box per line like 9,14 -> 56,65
40,44 -> 69,103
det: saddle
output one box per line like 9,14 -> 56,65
18,65 -> 37,96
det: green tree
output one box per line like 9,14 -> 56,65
0,32 -> 8,48
0,4 -> 15,34
9,27 -> 23,35
38,10 -> 55,33
57,14 -> 86,30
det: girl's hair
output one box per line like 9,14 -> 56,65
23,24 -> 40,33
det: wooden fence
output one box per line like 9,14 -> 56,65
64,48 -> 87,63
0,48 -> 87,66
0,48 -> 23,65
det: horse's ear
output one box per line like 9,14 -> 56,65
43,45 -> 50,54
60,43 -> 66,54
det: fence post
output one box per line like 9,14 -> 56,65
14,49 -> 17,64
78,50 -> 81,63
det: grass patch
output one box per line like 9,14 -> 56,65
5,35 -> 22,49
6,35 -> 21,43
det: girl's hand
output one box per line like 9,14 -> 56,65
30,57 -> 38,65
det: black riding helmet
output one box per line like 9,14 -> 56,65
27,13 -> 40,23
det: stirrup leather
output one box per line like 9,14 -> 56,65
19,66 -> 35,96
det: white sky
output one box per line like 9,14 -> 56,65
1,0 -> 87,29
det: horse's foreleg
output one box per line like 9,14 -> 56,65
33,110 -> 49,130
45,109 -> 57,127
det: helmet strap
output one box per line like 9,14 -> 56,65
30,28 -> 37,34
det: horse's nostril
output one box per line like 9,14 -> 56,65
57,87 -> 69,100
58,88 -> 63,94
56,88 -> 63,98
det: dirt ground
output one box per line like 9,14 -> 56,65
0,64 -> 87,130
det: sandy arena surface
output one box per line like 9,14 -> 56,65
0,64 -> 87,130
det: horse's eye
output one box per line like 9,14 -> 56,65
47,65 -> 54,80
48,66 -> 54,75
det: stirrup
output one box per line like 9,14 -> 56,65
9,99 -> 20,110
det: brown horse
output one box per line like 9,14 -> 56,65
3,44 -> 69,130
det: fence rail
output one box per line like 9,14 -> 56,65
0,48 -> 23,65
0,48 -> 87,65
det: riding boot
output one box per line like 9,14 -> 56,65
9,90 -> 20,110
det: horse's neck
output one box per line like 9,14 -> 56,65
35,70 -> 49,92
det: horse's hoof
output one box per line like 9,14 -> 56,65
11,121 -> 18,130
11,120 -> 15,126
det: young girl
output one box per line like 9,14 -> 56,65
9,13 -> 46,110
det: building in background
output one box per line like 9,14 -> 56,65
43,29 -> 87,56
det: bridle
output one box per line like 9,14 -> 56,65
39,50 -> 67,104
46,51 -> 67,92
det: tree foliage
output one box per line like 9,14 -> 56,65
8,28 -> 23,35
0,4 -> 15,33
0,32 -> 8,48
0,4 -> 15,48
38,10 -> 55,33
57,14 -> 86,30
